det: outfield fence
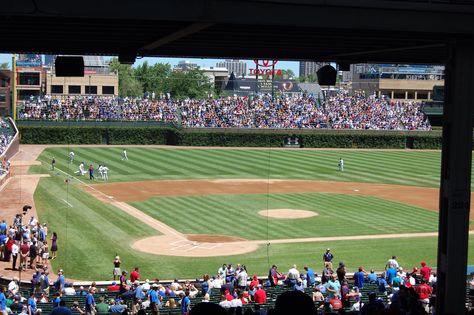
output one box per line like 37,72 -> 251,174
17,124 -> 443,149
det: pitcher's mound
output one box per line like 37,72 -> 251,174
258,209 -> 318,219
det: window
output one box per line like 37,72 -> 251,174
0,93 -> 5,102
85,85 -> 97,94
68,85 -> 81,94
51,85 -> 63,94
0,78 -> 8,87
102,86 -> 115,95
393,93 -> 405,99
18,72 -> 40,86
417,93 -> 428,100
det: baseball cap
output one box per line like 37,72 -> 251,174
326,248 -> 330,251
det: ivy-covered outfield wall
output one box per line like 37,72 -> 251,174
17,124 -> 443,149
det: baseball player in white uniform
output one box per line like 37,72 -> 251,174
338,158 -> 344,172
98,165 -> 104,179
75,162 -> 87,176
102,164 -> 109,181
69,151 -> 75,163
121,149 -> 128,161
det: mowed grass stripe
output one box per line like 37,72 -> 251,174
132,192 -> 439,240
174,149 -> 262,177
39,147 -> 470,188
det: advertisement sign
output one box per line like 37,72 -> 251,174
16,60 -> 42,67
249,60 -> 282,76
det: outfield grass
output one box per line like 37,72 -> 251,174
131,193 -> 439,240
34,147 -> 446,187
29,146 -> 473,280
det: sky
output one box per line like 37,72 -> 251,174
0,54 -> 301,76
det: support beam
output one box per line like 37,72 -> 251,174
437,40 -> 474,315
140,22 -> 213,52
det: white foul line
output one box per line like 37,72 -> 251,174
62,199 -> 73,208
38,158 -> 113,200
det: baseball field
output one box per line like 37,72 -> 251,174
27,146 -> 474,280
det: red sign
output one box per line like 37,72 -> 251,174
250,59 -> 281,76
249,69 -> 283,76
253,60 -> 278,67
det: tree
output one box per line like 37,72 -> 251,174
134,61 -> 172,94
298,74 -> 318,83
109,58 -> 142,97
168,69 -> 213,99
280,69 -> 295,79
0,62 -> 9,70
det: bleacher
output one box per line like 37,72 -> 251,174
6,275 -> 473,314
22,280 -> 395,315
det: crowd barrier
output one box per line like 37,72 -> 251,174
0,117 -> 20,189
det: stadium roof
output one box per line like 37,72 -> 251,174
1,0 -> 474,64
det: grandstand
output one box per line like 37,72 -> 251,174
15,92 -> 431,130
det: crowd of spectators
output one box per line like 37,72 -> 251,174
0,228 -> 457,315
0,117 -> 14,156
16,92 -> 431,130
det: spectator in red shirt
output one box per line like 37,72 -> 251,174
249,275 -> 259,290
416,279 -> 432,313
254,285 -> 266,304
130,267 -> 140,283
19,241 -> 29,271
419,262 -> 431,282
329,295 -> 343,311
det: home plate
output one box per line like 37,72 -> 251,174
354,189 -> 359,192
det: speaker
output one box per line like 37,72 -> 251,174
338,62 -> 351,71
55,56 -> 84,77
317,65 -> 337,86
119,53 -> 136,65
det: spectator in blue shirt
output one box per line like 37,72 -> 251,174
27,292 -> 37,315
149,284 -> 160,315
354,266 -> 366,289
85,288 -> 96,315
180,291 -> 190,315
304,266 -> 315,287
52,292 -> 62,309
0,287 -> 7,313
386,266 -> 397,285
367,269 -> 378,284
55,270 -> 65,293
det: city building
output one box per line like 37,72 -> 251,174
216,59 -> 247,77
201,67 -> 229,92
173,60 -> 198,71
15,55 -> 46,102
350,63 -> 444,100
46,56 -> 118,96
299,61 -> 327,77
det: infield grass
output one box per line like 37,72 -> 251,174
131,193 -> 439,239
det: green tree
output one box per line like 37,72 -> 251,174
277,69 -> 295,79
168,69 -> 213,99
134,61 -> 172,94
0,62 -> 9,69
298,74 -> 318,83
109,58 -> 142,97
